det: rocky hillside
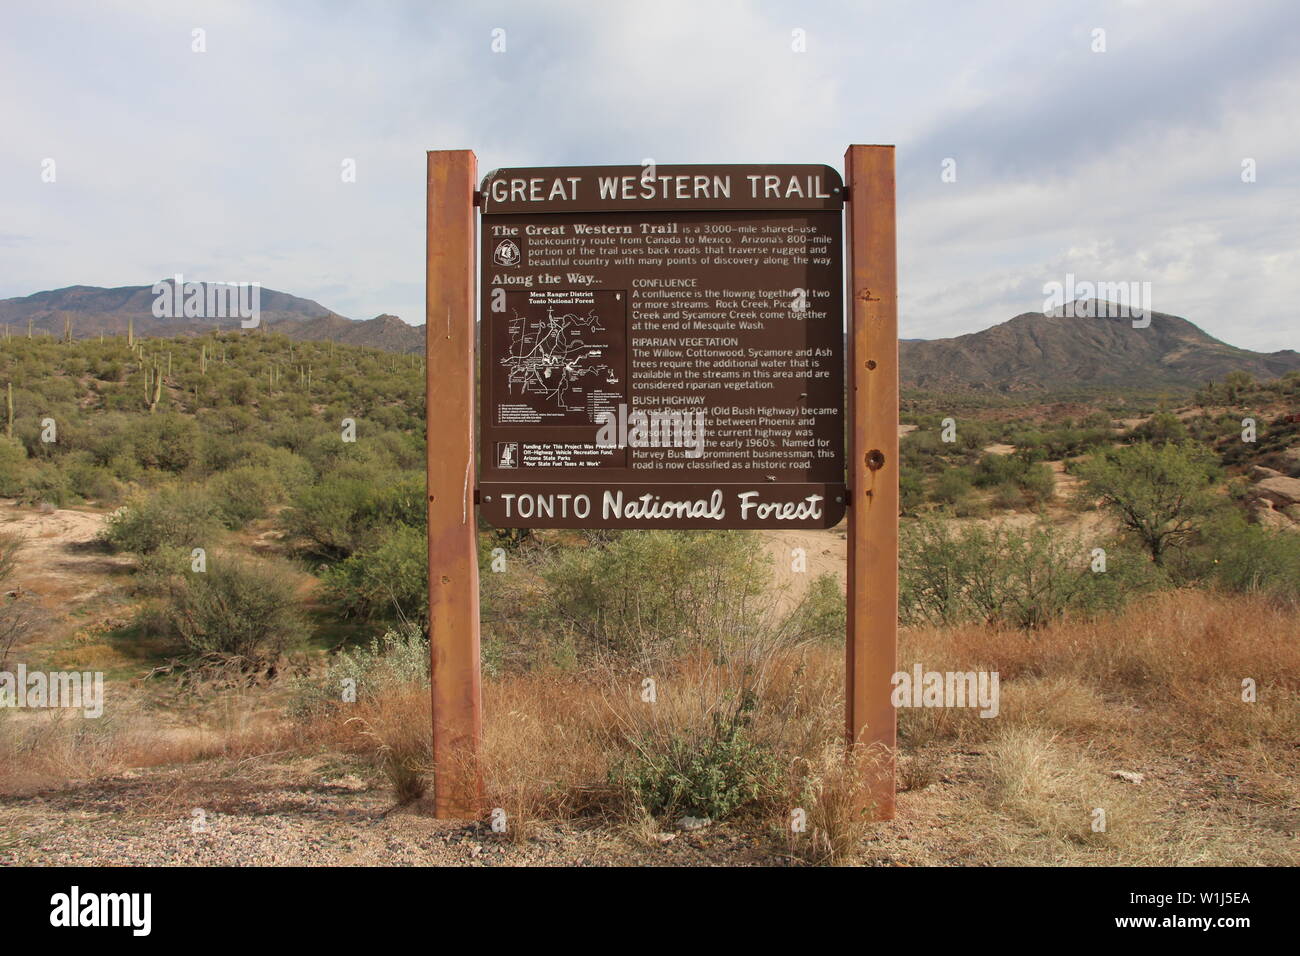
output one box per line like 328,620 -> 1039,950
0,283 -> 425,354
901,302 -> 1300,392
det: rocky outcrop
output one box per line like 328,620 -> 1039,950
1245,468 -> 1300,531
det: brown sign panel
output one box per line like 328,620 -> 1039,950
478,163 -> 845,529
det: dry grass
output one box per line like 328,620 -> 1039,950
780,742 -> 881,864
899,588 -> 1298,749
3,589 -> 1295,865
0,690 -> 284,787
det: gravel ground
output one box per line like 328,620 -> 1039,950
3,750 -> 1292,867
0,760 -> 795,867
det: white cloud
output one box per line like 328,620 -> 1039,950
0,0 -> 1296,352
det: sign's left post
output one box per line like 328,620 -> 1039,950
425,149 -> 484,819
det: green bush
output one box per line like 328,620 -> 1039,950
782,572 -> 845,641
1173,512 -> 1300,605
128,413 -> 199,472
971,453 -> 1021,489
284,472 -> 424,558
537,530 -> 769,655
206,464 -> 293,528
931,469 -> 973,507
67,459 -> 123,504
610,695 -> 780,820
289,623 -> 427,719
15,463 -> 74,507
0,437 -> 29,496
899,519 -> 1160,629
163,555 -> 308,664
322,524 -> 428,622
1131,410 -> 1189,445
283,477 -> 377,557
102,486 -> 223,554
899,470 -> 925,515
972,453 -> 1054,507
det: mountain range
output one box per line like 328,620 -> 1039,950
899,302 -> 1300,392
2,284 -> 1296,392
0,282 -> 425,354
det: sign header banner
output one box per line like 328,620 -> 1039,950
480,164 -> 845,215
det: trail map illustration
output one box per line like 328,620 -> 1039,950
493,290 -> 626,426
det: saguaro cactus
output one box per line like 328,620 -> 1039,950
150,363 -> 163,413
5,382 -> 13,439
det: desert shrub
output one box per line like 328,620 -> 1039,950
0,437 -> 29,496
283,471 -> 423,558
1130,410 -> 1189,445
610,693 -> 781,820
899,519 -> 1159,629
1018,460 -> 1056,506
128,544 -> 194,596
15,462 -> 74,507
322,524 -> 428,622
66,459 -> 122,504
1173,513 -> 1300,606
782,573 -> 845,642
283,477 -> 376,557
1009,424 -> 1111,460
102,486 -> 222,554
991,482 -> 1024,510
330,623 -> 429,691
128,413 -> 198,472
536,530 -> 769,656
973,453 -> 1055,507
899,469 -> 925,515
931,468 -> 973,507
369,472 -> 426,527
162,555 -> 307,665
971,453 -> 1021,488
206,465 -> 293,528
239,444 -> 315,487
289,623 -> 427,719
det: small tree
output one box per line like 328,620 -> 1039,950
0,534 -> 44,669
1075,441 -> 1219,564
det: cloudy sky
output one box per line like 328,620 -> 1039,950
2,0 -> 1297,350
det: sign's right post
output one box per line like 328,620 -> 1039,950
844,144 -> 899,819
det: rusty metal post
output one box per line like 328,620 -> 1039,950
844,144 -> 898,819
426,149 -> 484,819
